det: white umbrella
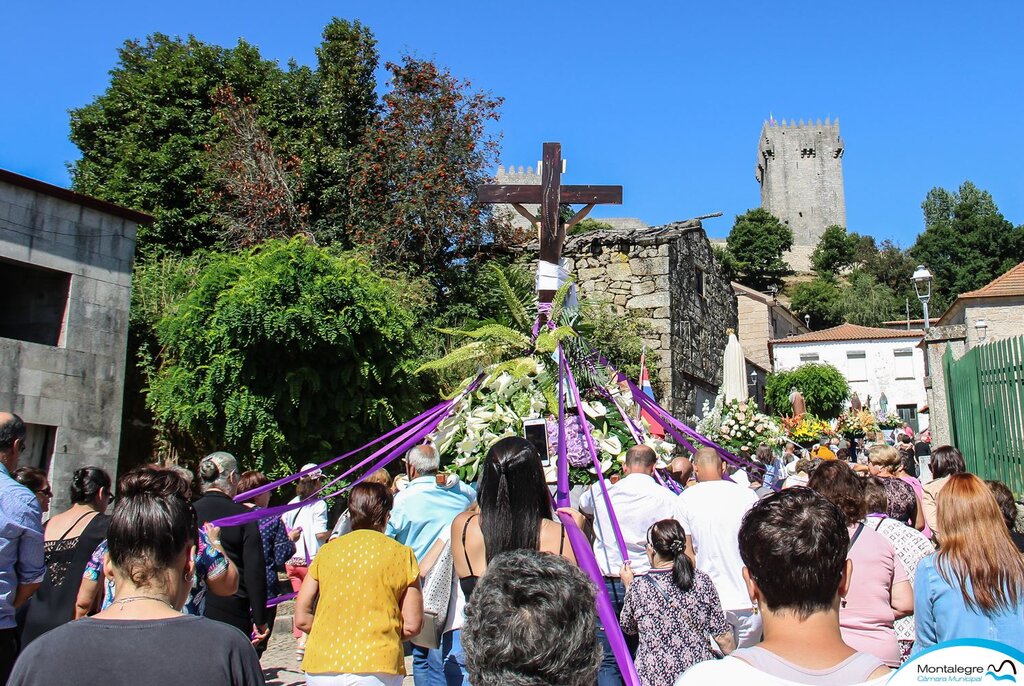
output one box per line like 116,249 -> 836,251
722,329 -> 748,403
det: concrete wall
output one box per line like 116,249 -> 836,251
0,178 -> 137,512
774,337 -> 928,430
964,298 -> 1024,346
755,119 -> 845,262
735,286 -> 805,370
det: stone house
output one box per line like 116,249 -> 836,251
517,220 -> 737,419
733,282 -> 808,408
922,261 -> 1024,446
0,169 -> 145,511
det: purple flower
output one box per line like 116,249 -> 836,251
546,415 -> 594,468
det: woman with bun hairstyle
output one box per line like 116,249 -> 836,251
193,452 -> 269,645
619,518 -> 735,686
9,467 -> 265,686
18,467 -> 112,646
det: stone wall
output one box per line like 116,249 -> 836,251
923,325 -> 967,448
0,171 -> 140,512
521,221 -> 736,419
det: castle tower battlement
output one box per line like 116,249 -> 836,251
755,117 -> 846,253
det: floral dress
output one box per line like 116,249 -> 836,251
620,569 -> 730,686
882,477 -> 918,527
82,528 -> 228,614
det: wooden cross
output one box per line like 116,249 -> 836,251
476,142 -> 622,306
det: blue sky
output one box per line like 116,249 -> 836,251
2,1 -> 1022,244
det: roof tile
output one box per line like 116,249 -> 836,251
771,323 -> 923,345
958,261 -> 1024,299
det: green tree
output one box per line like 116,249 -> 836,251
860,238 -> 917,301
138,238 -> 429,475
346,57 -> 505,278
911,181 -> 1024,312
765,363 -> 850,419
724,209 -> 793,291
811,225 -> 861,275
69,34 -> 299,257
789,277 -> 843,329
839,270 -> 903,326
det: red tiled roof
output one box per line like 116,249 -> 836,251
958,261 -> 1024,299
770,323 -> 923,345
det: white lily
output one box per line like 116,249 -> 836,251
457,435 -> 480,456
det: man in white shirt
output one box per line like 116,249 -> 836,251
677,447 -> 761,648
580,444 -> 680,686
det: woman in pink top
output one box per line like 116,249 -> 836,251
809,462 -> 914,667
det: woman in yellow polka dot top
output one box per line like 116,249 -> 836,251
294,482 -> 423,686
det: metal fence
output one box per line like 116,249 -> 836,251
943,335 -> 1024,496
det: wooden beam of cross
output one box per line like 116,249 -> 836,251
476,142 -> 622,307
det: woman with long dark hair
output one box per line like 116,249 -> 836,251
9,468 -> 264,685
447,436 -> 578,685
914,473 -> 1024,652
619,519 -> 734,686
18,467 -> 111,646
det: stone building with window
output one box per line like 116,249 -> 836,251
0,169 -> 145,511
516,220 -> 737,419
770,323 -> 928,432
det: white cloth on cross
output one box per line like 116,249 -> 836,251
536,259 -> 578,316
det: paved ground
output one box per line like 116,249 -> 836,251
261,602 -> 414,685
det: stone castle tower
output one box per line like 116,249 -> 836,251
755,118 -> 846,271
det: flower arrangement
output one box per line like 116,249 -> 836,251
696,393 -> 783,454
875,411 -> 903,430
432,367 -> 658,485
781,414 -> 836,443
835,409 -> 880,437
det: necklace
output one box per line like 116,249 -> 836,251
111,595 -> 176,611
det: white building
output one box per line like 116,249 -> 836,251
770,323 -> 928,431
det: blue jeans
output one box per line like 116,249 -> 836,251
596,578 -> 637,686
412,644 -> 445,686
441,629 -> 471,686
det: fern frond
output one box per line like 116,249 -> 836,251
489,264 -> 532,331
415,341 -> 494,374
487,356 -> 540,381
436,324 -> 532,351
549,278 -> 575,325
535,325 -> 579,353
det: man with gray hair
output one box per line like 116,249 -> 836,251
0,412 -> 44,682
463,549 -> 601,686
387,443 -> 475,685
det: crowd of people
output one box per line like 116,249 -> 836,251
1,408 -> 1023,686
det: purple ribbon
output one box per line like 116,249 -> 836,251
267,592 -> 298,608
556,511 -> 640,686
556,345 -> 570,506
562,356 -> 629,563
597,386 -> 643,445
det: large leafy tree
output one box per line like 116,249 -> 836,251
766,363 -> 850,420
724,209 -> 794,291
69,34 -> 299,257
69,21 -> 381,257
137,238 -> 429,475
839,270 -> 903,326
346,57 -> 507,278
789,277 -> 844,330
911,181 -> 1024,312
811,225 -> 862,275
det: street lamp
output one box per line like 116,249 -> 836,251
804,314 -> 811,330
912,265 -> 933,330
749,369 -> 758,387
975,319 -> 988,342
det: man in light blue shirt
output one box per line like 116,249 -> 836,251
0,412 -> 45,682
386,443 -> 475,686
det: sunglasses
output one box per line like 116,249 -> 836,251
36,487 -> 53,497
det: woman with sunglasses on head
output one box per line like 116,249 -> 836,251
9,467 -> 265,686
12,468 -> 51,516
17,466 -> 112,647
619,518 -> 734,686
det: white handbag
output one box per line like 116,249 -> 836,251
410,539 -> 453,649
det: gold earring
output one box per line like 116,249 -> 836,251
751,600 -> 759,615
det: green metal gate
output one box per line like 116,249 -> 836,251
943,336 -> 1024,496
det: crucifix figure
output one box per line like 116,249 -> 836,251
476,142 -> 622,314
